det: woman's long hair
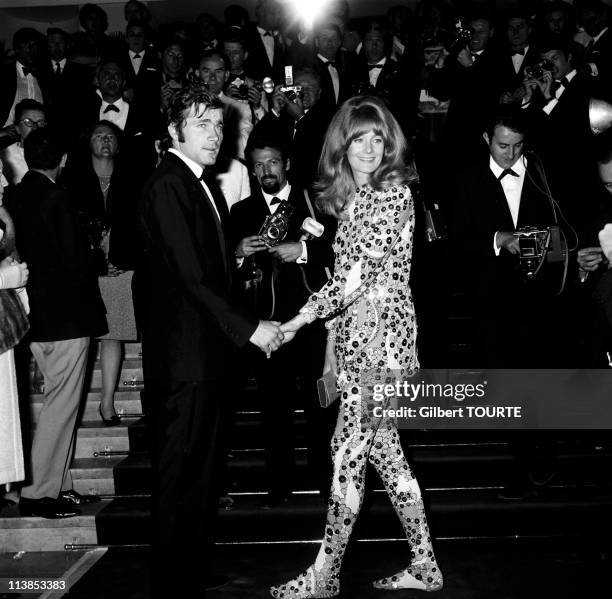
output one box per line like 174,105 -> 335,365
315,95 -> 417,218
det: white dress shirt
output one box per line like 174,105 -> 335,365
258,25 -> 276,66
368,57 -> 386,87
216,157 -> 251,210
51,58 -> 67,75
262,183 -> 307,263
168,148 -> 222,224
543,69 -> 577,115
318,53 -> 340,102
129,49 -> 144,75
0,143 -> 28,186
490,155 -> 527,254
511,45 -> 529,74
98,90 -> 129,131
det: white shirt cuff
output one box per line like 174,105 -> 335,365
493,232 -> 501,256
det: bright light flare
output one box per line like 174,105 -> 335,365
288,0 -> 331,29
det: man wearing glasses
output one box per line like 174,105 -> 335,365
0,100 -> 46,186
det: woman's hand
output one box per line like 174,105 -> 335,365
0,258 -> 28,289
322,335 -> 337,377
280,312 -> 310,344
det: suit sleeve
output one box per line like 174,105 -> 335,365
141,176 -> 258,347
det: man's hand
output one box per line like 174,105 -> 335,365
268,241 -> 302,263
522,75 -> 538,104
247,85 -> 262,107
285,95 -> 305,121
236,235 -> 267,258
599,224 -> 612,263
271,85 -> 289,114
496,231 -> 520,254
535,70 -> 553,100
456,47 -> 473,68
577,246 -> 604,272
249,320 -> 284,358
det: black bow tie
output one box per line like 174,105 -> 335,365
368,63 -> 383,70
512,48 -> 526,57
262,30 -> 273,37
54,62 -> 62,75
133,53 -> 142,59
325,60 -> 337,69
552,76 -> 569,94
498,168 -> 519,181
270,196 -> 282,205
104,104 -> 120,113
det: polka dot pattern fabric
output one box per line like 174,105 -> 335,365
270,185 -> 442,598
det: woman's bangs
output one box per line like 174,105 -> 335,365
345,106 -> 388,145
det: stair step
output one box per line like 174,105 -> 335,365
0,500 -> 110,552
70,457 -> 125,496
74,419 -> 145,459
93,487 -> 612,545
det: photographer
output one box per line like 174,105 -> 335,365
254,68 -> 331,188
230,133 -> 335,507
452,107 -> 578,367
521,34 -> 600,240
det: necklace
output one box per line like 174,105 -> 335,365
98,174 -> 111,194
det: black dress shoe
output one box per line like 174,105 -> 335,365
203,573 -> 230,590
19,497 -> 81,519
99,404 -> 121,426
58,489 -> 100,505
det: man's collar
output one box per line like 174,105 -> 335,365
559,69 -> 577,83
594,26 -> 609,43
262,182 -> 291,204
168,148 -> 204,179
317,53 -> 335,64
129,49 -> 145,59
97,88 -> 127,108
257,25 -> 277,36
489,155 -> 526,179
51,58 -> 67,68
16,61 -> 30,76
370,56 -> 387,66
512,44 -> 529,56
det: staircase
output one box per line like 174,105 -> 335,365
2,342 -> 612,554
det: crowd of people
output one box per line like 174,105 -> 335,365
2,0 -> 612,597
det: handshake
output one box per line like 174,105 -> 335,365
248,313 -> 308,358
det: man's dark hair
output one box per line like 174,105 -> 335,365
13,27 -> 40,50
537,33 -> 572,57
46,27 -> 68,41
24,128 -> 65,170
124,0 -> 150,22
294,67 -> 321,87
466,9 -> 495,28
166,83 -> 223,141
223,33 -> 247,49
580,0 -> 607,16
15,99 -> 45,123
245,132 -> 289,166
224,4 -> 250,27
486,107 -> 528,138
315,23 -> 342,40
198,49 -> 230,71
79,3 -> 109,31
160,36 -> 186,56
542,0 -> 570,17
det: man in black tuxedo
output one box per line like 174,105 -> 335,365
357,23 -> 408,129
231,133 -> 335,505
522,34 -> 600,240
11,128 -> 107,518
254,68 -> 331,188
38,28 -> 92,148
438,12 -> 503,167
579,0 -> 612,99
119,21 -> 161,113
0,28 -> 44,128
139,85 -> 284,597
244,0 -> 286,82
453,108 -> 577,367
313,23 -> 360,116
499,11 -> 541,102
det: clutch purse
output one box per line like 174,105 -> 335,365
317,371 -> 340,408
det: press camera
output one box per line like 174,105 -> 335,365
259,200 -> 295,247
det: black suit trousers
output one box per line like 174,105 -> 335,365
147,377 -> 227,597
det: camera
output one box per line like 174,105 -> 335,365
514,225 -> 564,279
447,17 -> 473,53
280,65 -> 303,102
525,59 -> 554,81
259,200 -> 294,247
229,76 -> 249,100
